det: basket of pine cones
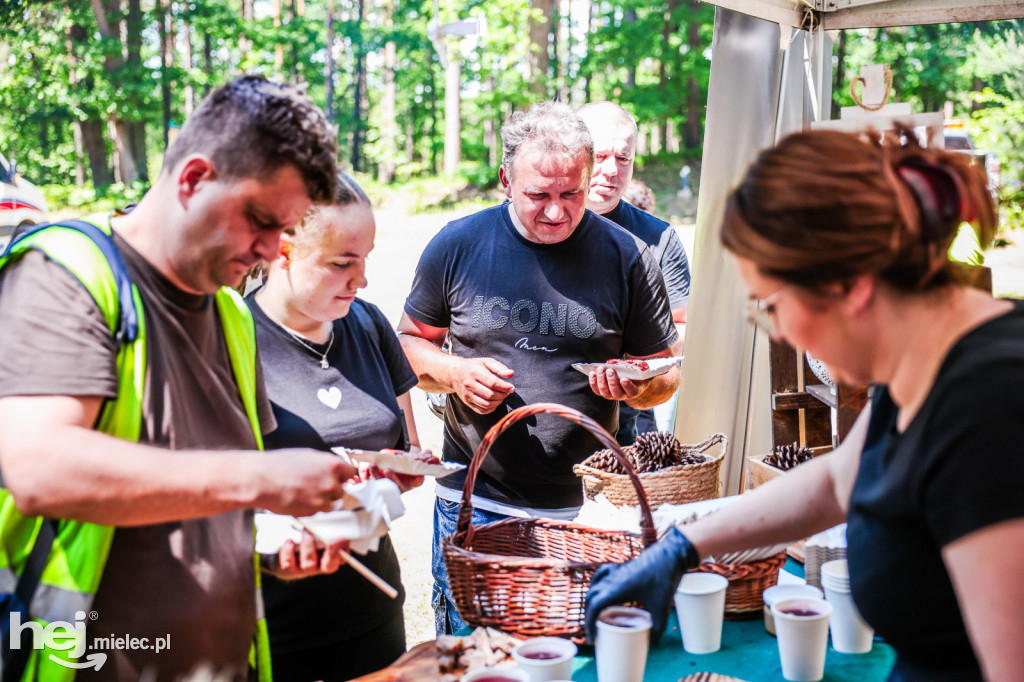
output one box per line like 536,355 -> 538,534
573,431 -> 728,509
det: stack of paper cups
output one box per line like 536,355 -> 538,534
820,559 -> 873,653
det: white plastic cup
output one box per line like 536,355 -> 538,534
461,667 -> 531,682
674,573 -> 729,654
822,585 -> 874,653
594,606 -> 652,682
820,559 -> 850,588
511,637 -> 577,681
763,584 -> 824,636
772,597 -> 833,682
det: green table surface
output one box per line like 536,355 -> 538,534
458,561 -> 895,680
568,610 -> 895,681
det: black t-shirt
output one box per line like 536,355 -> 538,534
248,295 -> 418,652
604,200 -> 690,311
404,204 -> 677,509
847,300 -> 1024,681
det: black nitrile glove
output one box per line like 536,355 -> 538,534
584,526 -> 702,644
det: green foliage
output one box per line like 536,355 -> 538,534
965,22 -> 1024,191
999,187 -> 1024,232
5,0 -> 1021,218
42,181 -> 148,216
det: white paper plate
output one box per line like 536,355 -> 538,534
332,448 -> 466,478
572,356 -> 680,381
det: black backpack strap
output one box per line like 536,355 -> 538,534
1,518 -> 59,679
1,219 -> 139,343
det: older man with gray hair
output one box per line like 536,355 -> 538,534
398,100 -> 680,634
577,101 -> 691,443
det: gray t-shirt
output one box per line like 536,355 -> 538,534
0,230 -> 274,680
604,199 -> 690,310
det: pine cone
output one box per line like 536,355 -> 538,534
632,432 -> 684,473
678,451 -> 709,467
763,441 -> 815,471
582,447 -> 629,474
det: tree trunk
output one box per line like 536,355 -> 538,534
527,0 -> 552,96
831,29 -> 847,120
90,0 -> 141,184
970,75 -> 984,114
182,18 -> 196,117
324,0 -> 335,124
72,122 -> 88,187
657,0 -> 677,147
157,0 -> 173,147
683,9 -> 701,149
109,118 -> 138,184
289,0 -> 301,79
551,0 -> 562,100
583,0 -> 595,102
562,0 -> 572,102
443,57 -> 461,174
272,0 -> 284,71
125,0 -> 147,180
405,118 -> 415,165
350,0 -> 365,172
65,20 -> 89,186
484,77 -> 497,167
428,49 -> 439,173
625,7 -> 637,90
81,119 -> 115,189
240,0 -> 254,60
203,31 -> 213,96
378,1 -> 397,184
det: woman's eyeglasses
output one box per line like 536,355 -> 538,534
744,284 -> 792,337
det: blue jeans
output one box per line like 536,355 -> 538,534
431,496 -> 509,635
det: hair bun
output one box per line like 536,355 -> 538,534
895,160 -> 964,244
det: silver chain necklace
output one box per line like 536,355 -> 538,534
284,327 -> 335,369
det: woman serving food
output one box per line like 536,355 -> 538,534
586,127 -> 1024,681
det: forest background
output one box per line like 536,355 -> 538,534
2,2 -> 1024,226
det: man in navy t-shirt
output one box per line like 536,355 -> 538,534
398,101 -> 679,634
578,101 -> 690,443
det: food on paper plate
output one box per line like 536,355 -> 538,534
415,452 -> 443,466
606,358 -> 650,371
571,356 -> 678,382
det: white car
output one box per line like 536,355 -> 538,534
1,151 -> 49,236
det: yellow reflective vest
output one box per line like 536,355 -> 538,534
0,214 -> 272,681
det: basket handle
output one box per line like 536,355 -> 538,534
455,402 -> 658,548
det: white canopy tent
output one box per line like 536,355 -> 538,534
673,0 -> 1024,494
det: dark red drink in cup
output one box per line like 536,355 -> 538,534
511,636 -> 577,680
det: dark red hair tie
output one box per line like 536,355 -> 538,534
896,160 -> 964,243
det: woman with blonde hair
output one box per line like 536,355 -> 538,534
587,128 -> 1024,681
247,173 -> 422,680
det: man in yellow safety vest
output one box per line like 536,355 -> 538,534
0,75 -> 356,681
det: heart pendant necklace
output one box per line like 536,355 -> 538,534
284,327 -> 334,369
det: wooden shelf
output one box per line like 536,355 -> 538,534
806,384 -> 837,410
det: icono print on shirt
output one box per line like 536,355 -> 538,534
317,386 -> 342,409
470,295 -> 597,340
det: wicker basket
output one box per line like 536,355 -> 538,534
693,550 -> 789,619
573,433 -> 728,510
443,403 -> 658,643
